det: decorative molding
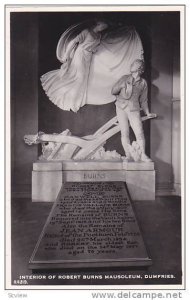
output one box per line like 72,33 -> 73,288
12,184 -> 31,199
173,183 -> 181,196
156,182 -> 181,196
171,97 -> 180,102
156,182 -> 174,196
156,189 -> 177,197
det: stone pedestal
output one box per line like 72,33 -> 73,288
32,160 -> 155,202
32,162 -> 62,202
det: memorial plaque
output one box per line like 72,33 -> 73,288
29,182 -> 152,269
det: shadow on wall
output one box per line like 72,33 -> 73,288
151,120 -> 173,190
150,67 -> 173,189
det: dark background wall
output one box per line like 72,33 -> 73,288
11,13 -> 38,196
149,13 -> 180,194
10,11 -> 180,196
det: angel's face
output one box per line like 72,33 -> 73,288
94,22 -> 108,32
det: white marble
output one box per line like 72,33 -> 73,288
33,161 -> 62,171
122,161 -> 154,171
62,170 -> 125,182
31,160 -> 155,201
62,160 -> 123,170
126,170 -> 155,201
33,160 -> 154,171
32,171 -> 62,202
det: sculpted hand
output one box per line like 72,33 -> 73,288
87,48 -> 98,53
61,57 -> 68,64
146,113 -> 157,118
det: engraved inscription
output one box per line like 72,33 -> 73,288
33,182 -> 148,265
83,172 -> 106,180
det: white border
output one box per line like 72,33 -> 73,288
4,3 -> 186,292
5,7 -> 11,291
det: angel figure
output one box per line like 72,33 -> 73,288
41,20 -> 144,112
41,21 -> 108,113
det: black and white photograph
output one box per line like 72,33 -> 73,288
5,5 -> 185,290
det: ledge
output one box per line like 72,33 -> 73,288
33,160 -> 155,171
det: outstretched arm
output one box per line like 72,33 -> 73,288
140,80 -> 157,118
111,76 -> 125,95
63,29 -> 88,61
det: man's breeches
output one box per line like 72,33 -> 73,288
116,105 -> 145,142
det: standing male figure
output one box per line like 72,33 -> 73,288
111,59 -> 156,162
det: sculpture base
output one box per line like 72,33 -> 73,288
32,160 -> 155,202
29,181 -> 152,270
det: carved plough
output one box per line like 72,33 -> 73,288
24,115 -> 154,161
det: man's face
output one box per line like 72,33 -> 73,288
130,62 -> 139,73
131,70 -> 140,79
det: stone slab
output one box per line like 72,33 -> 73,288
62,170 -> 126,182
32,161 -> 156,202
29,182 -> 152,269
126,171 -> 156,201
122,161 -> 154,171
32,171 -> 62,202
33,161 -> 62,171
33,160 -> 154,171
62,160 -> 123,170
